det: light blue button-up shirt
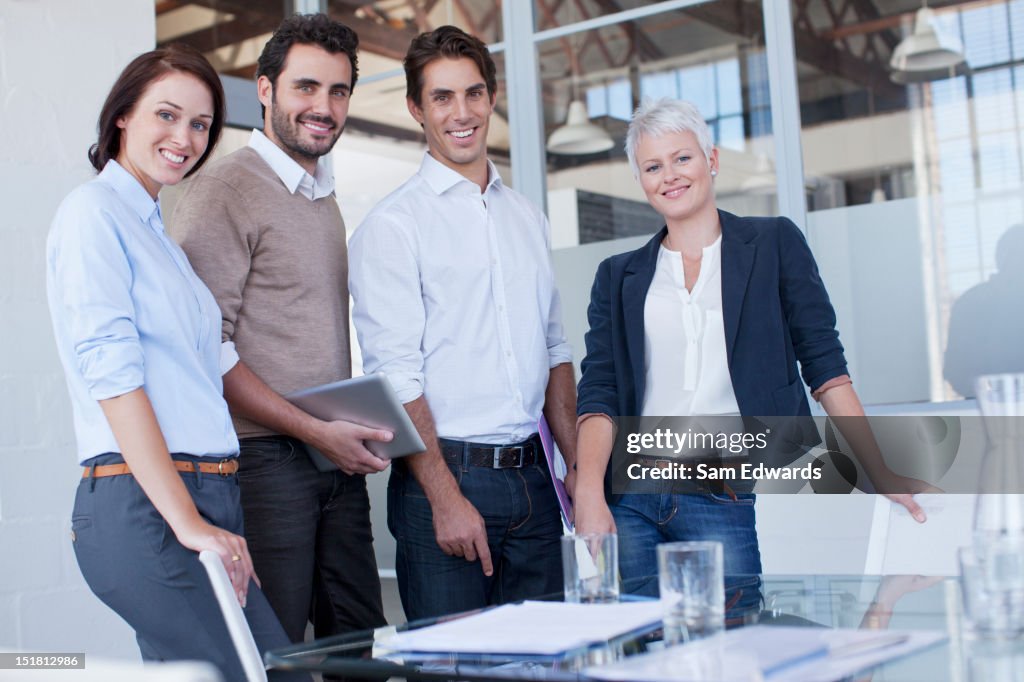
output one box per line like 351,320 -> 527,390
47,161 -> 238,463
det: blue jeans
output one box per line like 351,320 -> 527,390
73,454 -> 309,682
237,436 -> 386,644
388,454 -> 564,622
612,492 -> 763,623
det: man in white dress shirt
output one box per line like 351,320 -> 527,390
349,26 -> 578,621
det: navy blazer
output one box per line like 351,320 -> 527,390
577,210 -> 849,421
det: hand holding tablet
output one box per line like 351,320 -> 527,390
287,374 -> 427,472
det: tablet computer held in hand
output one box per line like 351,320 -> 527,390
286,374 -> 426,471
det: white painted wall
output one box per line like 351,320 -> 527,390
0,0 -> 154,658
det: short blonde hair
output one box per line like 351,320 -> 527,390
625,98 -> 714,178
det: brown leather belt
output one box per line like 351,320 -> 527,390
439,435 -> 541,469
82,458 -> 239,479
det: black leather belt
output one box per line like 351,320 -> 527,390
439,435 -> 542,469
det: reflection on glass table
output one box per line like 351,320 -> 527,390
264,574 -> 986,681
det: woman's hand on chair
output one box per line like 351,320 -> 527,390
176,519 -> 259,607
877,474 -> 943,524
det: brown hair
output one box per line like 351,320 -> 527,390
88,43 -> 225,176
404,25 -> 497,107
256,13 -> 360,118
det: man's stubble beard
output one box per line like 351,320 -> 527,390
269,97 -> 344,163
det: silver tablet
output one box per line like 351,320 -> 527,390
286,374 -> 426,471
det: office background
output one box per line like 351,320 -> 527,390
0,0 -> 1018,659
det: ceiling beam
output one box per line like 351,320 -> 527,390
844,0 -> 899,50
590,0 -> 664,62
170,0 -> 280,17
681,0 -> 905,101
327,6 -> 420,61
158,1 -> 420,73
155,0 -> 191,14
821,0 -> 980,40
159,12 -> 278,53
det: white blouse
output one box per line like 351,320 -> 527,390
641,236 -> 740,416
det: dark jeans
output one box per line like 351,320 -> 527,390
72,453 -> 310,682
238,436 -> 386,644
612,492 -> 763,623
388,454 -> 564,622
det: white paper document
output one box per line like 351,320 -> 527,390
381,600 -> 664,655
586,626 -> 946,682
879,493 -> 972,575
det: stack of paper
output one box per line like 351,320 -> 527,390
382,601 -> 664,655
585,625 -> 946,682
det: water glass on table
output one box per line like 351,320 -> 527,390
959,539 -> 1024,640
561,532 -> 619,603
658,540 -> 725,645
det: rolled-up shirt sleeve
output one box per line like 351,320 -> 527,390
539,215 -> 573,368
544,272 -> 573,369
219,340 -> 240,376
777,218 -> 849,392
546,292 -> 573,369
50,197 -> 144,400
349,213 -> 427,404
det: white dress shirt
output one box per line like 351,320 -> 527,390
642,237 -> 740,416
47,161 -> 238,463
350,153 -> 572,444
248,128 -> 335,200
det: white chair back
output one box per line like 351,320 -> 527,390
198,550 -> 268,682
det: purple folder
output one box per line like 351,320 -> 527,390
538,415 -> 574,530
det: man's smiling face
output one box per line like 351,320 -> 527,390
407,56 -> 495,182
259,43 -> 352,171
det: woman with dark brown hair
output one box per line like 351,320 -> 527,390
46,44 -> 305,681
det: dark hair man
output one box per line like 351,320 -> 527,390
171,13 -> 390,649
349,26 -> 578,620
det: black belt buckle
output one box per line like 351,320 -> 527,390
493,445 -> 525,469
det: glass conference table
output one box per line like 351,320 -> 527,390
265,575 -> 1017,681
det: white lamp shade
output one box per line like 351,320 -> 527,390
546,100 -> 615,155
890,7 -> 966,80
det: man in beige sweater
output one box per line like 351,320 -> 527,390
170,14 -> 390,648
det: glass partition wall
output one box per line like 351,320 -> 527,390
793,0 -> 1024,403
537,4 -> 776,248
153,0 -> 1022,408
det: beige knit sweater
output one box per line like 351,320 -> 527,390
170,147 -> 351,439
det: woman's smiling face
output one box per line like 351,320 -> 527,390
636,129 -> 718,225
116,71 -> 214,198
